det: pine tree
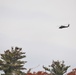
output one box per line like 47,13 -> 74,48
43,60 -> 70,75
0,47 -> 27,75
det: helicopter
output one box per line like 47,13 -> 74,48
59,24 -> 70,29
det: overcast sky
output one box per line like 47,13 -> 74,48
0,0 -> 76,73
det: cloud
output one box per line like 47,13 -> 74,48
0,0 -> 76,72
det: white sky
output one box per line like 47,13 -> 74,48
0,0 -> 76,73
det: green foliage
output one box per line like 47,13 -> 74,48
43,60 -> 70,75
0,47 -> 27,75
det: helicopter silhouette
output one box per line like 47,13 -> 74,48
59,24 -> 70,29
